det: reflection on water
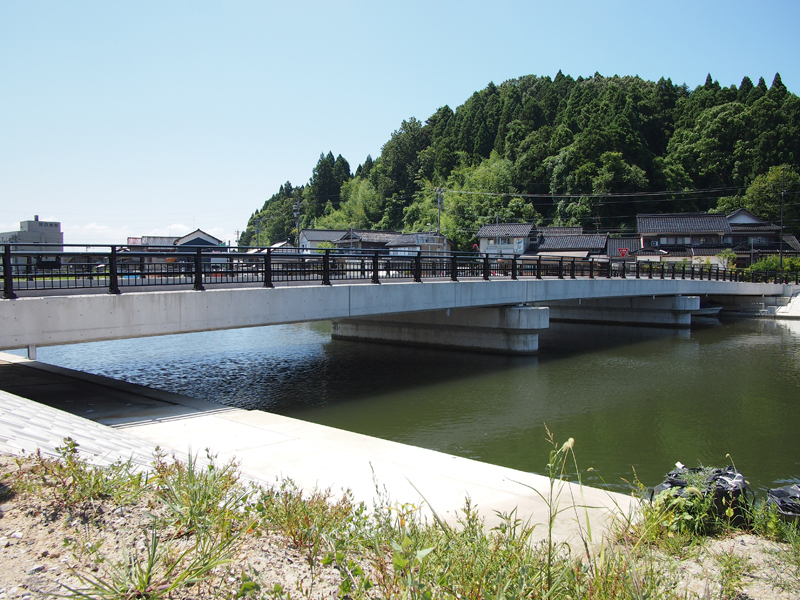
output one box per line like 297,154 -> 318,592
8,318 -> 800,493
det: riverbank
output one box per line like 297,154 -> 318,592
0,351 -> 630,544
2,353 -> 799,598
2,447 -> 798,599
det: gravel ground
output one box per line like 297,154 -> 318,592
1,452 -> 799,600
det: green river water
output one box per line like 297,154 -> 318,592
10,317 -> 800,494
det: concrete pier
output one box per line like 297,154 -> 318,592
0,352 -> 633,546
332,306 -> 549,354
536,295 -> 701,327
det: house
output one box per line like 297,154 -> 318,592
635,213 -> 732,265
474,223 -> 536,256
298,229 -> 348,253
531,233 -> 609,259
725,209 -> 800,266
635,211 -> 799,266
385,232 -> 452,256
606,237 -> 642,260
127,236 -> 180,247
332,230 -> 405,250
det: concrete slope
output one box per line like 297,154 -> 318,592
0,353 -> 634,546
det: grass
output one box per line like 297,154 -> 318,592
2,435 -> 799,599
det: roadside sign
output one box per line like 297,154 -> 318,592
618,248 -> 629,258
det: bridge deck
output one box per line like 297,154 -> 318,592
1,277 -> 794,350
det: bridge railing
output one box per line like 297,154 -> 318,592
1,243 -> 796,299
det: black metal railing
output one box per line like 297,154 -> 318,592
1,243 -> 796,300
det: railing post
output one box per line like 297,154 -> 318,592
450,253 -> 458,281
108,246 -> 120,294
621,260 -> 626,279
589,258 -> 594,279
715,266 -> 719,281
322,249 -> 331,285
536,256 -> 542,279
264,250 -> 273,288
511,256 -> 518,280
635,261 -> 640,279
648,262 -> 653,279
570,258 -> 576,279
2,245 -> 16,299
371,252 -> 380,284
483,253 -> 490,280
194,248 -> 205,291
671,263 -> 675,280
414,251 -> 422,282
699,265 -> 704,280
606,260 -> 612,278
558,257 -> 564,279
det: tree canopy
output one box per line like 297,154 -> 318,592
241,72 -> 800,249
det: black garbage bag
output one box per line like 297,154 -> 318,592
650,465 -> 753,526
767,484 -> 800,523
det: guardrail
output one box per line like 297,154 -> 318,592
1,243 -> 796,299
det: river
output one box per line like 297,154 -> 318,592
7,317 -> 800,493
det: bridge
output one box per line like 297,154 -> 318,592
1,244 -> 796,355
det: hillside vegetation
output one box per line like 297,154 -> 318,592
241,72 -> 800,250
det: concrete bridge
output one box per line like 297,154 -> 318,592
1,275 -> 794,355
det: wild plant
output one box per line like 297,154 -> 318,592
65,525 -> 239,599
22,438 -> 145,512
153,448 -> 249,537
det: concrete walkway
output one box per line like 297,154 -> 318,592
0,352 -> 635,545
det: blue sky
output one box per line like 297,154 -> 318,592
2,1 -> 799,245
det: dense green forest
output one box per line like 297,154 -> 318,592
240,72 -> 800,250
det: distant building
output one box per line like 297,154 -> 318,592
0,215 -> 63,249
530,233 -> 608,259
0,216 -> 63,265
298,229 -> 348,252
385,232 -> 452,255
634,211 -> 799,266
127,236 -> 180,247
725,209 -> 800,266
475,223 -> 536,256
332,230 -> 405,250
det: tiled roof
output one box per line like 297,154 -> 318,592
606,237 -> 641,257
691,246 -> 732,257
475,223 -> 535,238
337,230 -> 404,243
385,233 -> 444,247
783,235 -> 800,251
300,229 -> 348,242
729,223 -> 782,233
637,213 -> 731,235
537,226 -> 583,236
537,234 -> 608,251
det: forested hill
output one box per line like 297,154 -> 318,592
240,72 -> 800,250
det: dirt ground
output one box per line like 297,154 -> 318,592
0,453 -> 798,599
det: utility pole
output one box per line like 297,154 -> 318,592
436,188 -> 443,234
781,165 -> 785,273
293,201 -> 301,246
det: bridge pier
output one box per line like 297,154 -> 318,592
534,295 -> 700,328
331,306 -> 549,355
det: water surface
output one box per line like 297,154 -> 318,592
9,318 -> 800,493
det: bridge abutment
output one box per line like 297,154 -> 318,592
534,295 -> 700,328
331,306 -> 549,354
